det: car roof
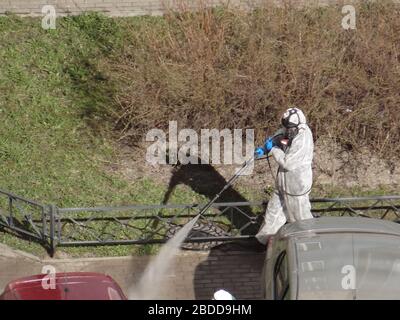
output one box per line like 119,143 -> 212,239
278,216 -> 400,239
280,218 -> 400,299
2,272 -> 126,300
7,272 -> 113,287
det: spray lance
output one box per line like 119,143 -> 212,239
177,130 -> 289,241
160,155 -> 261,250
194,155 -> 257,219
192,130 -> 288,220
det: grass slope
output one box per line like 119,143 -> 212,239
0,9 -> 397,257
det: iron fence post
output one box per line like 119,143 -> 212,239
8,197 -> 13,227
41,206 -> 46,242
49,204 -> 56,257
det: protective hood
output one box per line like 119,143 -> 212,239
282,107 -> 307,129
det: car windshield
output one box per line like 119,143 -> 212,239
295,233 -> 400,299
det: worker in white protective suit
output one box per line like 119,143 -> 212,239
254,107 -> 314,245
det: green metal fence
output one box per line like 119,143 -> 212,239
1,189 -> 400,255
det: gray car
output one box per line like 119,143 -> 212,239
262,216 -> 400,300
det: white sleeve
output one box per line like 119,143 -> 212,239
270,129 -> 309,171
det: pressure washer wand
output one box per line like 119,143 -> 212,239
195,155 -> 257,218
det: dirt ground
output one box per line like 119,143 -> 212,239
105,137 -> 400,198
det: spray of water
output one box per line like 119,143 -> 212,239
128,215 -> 200,299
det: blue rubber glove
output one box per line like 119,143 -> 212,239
254,147 -> 265,158
264,137 -> 275,152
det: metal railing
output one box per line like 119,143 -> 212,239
1,189 -> 400,255
0,189 -> 51,250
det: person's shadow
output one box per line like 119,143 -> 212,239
160,156 -> 264,236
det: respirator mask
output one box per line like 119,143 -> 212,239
281,108 -> 301,142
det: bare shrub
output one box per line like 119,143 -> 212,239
111,0 -> 400,159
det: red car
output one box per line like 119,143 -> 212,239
0,272 -> 127,300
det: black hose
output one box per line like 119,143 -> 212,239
266,148 -> 313,197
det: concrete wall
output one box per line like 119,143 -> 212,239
0,242 -> 265,299
0,0 -> 260,17
0,0 -> 166,17
0,0 -> 348,17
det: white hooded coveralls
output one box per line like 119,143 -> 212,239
256,109 -> 314,245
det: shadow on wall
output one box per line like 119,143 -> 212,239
193,239 -> 266,300
161,157 -> 264,235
